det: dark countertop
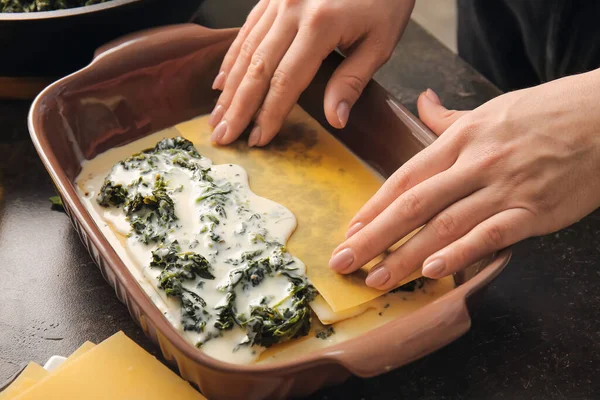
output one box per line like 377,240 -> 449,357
1,1 -> 598,399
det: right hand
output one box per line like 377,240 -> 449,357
330,76 -> 600,290
209,0 -> 415,147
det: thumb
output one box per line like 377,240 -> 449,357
324,43 -> 389,129
417,89 -> 470,136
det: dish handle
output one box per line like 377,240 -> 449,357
93,23 -> 239,59
330,249 -> 511,378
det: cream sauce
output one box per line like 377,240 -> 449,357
77,137 -> 305,364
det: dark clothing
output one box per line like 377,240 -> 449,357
457,0 -> 600,92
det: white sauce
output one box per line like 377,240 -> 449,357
76,138 -> 305,364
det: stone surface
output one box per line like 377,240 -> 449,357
1,2 -> 598,399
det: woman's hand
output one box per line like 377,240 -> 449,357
329,71 -> 600,290
208,0 -> 415,146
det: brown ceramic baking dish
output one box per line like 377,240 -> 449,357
28,24 -> 511,400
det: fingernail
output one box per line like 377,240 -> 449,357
211,120 -> 228,144
425,88 -> 441,105
212,71 -> 226,90
208,105 -> 225,127
366,266 -> 391,288
329,248 -> 355,272
248,126 -> 261,147
336,101 -> 350,128
346,222 -> 364,239
422,258 -> 446,278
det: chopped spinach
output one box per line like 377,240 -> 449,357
48,195 -> 64,211
150,242 -> 215,332
126,188 -> 177,244
1,0 -> 111,13
97,181 -> 128,207
153,136 -> 201,156
390,277 -> 427,293
150,241 -> 215,280
196,183 -> 233,202
195,168 -> 214,182
238,280 -> 316,348
215,245 -> 317,348
316,326 -> 335,340
214,292 -> 238,331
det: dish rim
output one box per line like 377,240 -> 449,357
0,0 -> 142,20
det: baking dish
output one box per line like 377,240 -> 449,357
0,0 -> 202,78
28,24 -> 511,400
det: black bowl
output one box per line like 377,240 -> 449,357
0,0 -> 203,77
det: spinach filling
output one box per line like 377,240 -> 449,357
97,137 -> 317,350
125,185 -> 178,244
213,245 -> 317,349
97,181 -> 128,207
150,241 -> 215,333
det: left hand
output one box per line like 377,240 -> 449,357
328,72 -> 600,290
208,0 -> 414,147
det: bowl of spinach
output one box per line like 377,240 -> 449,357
1,1 -> 113,13
0,0 -> 204,78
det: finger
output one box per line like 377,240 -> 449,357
249,27 -> 338,146
346,135 -> 459,239
364,187 -> 503,290
324,41 -> 392,129
216,15 -> 299,145
330,166 -> 482,275
417,89 -> 470,136
213,0 -> 271,91
209,2 -> 278,130
422,208 -> 534,279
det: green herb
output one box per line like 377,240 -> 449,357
48,195 -> 64,211
97,181 -> 128,207
390,277 -> 427,293
154,137 -> 201,156
214,292 -> 238,331
250,233 -> 265,244
316,326 -> 335,340
126,188 -> 177,244
196,168 -> 214,182
150,242 -> 215,280
237,280 -> 317,348
118,153 -> 153,171
196,184 -> 233,202
201,214 -> 220,225
212,243 -> 317,348
172,156 -> 196,171
150,242 -> 215,332
241,249 -> 263,262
